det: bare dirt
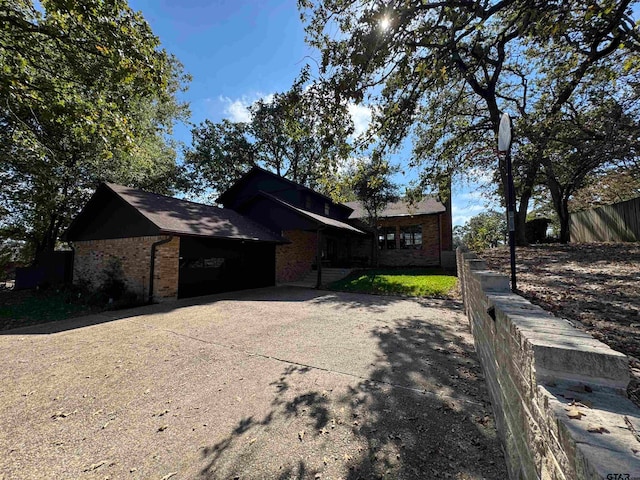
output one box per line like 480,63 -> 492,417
480,243 -> 640,406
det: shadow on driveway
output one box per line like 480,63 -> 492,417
1,287 -> 507,479
193,296 -> 506,479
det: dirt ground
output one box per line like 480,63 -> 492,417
0,287 -> 507,480
480,243 -> 640,405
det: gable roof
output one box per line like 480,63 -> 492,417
256,191 -> 365,234
216,166 -> 354,215
64,183 -> 288,243
344,197 -> 446,220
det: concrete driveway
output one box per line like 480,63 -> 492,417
0,287 -> 507,480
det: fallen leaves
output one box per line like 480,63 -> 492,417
481,244 -> 640,364
566,408 -> 586,420
83,460 -> 106,472
51,410 -> 76,420
586,425 -> 610,434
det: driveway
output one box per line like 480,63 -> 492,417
0,287 -> 507,480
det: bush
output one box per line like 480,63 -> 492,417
100,258 -> 128,300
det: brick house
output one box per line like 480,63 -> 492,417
63,183 -> 287,302
344,198 -> 454,268
64,168 -> 454,302
216,167 -> 367,283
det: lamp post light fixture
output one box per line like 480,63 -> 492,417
498,112 -> 517,292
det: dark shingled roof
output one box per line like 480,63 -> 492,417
344,198 -> 446,220
257,191 -> 366,234
106,183 -> 287,243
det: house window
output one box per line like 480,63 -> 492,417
324,203 -> 330,216
400,225 -> 422,249
378,226 -> 396,249
305,195 -> 312,210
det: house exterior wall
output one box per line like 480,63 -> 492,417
377,215 -> 441,266
72,235 -> 179,302
276,230 -> 317,282
439,211 -> 453,251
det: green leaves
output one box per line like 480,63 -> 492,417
184,74 -> 354,199
0,0 -> 190,257
299,0 -> 640,245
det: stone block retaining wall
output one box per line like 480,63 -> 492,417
457,248 -> 640,480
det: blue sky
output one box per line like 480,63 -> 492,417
130,0 -> 489,226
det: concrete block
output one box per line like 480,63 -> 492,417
545,385 -> 640,480
466,258 -> 488,270
474,271 -> 510,292
529,338 -> 629,390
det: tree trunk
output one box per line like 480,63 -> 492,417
371,223 -> 379,267
544,168 -> 571,244
558,196 -> 571,244
34,217 -> 59,259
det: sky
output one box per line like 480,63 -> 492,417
129,0 -> 491,226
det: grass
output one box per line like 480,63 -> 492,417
0,288 -> 91,330
328,268 -> 458,298
0,284 -> 142,331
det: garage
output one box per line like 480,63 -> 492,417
178,237 -> 275,298
64,183 -> 287,303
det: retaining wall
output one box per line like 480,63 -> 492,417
457,248 -> 640,480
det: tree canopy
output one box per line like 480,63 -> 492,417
0,0 -> 190,257
184,71 -> 354,201
298,0 -> 640,243
454,211 -> 507,252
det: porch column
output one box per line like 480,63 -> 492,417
316,227 -> 323,288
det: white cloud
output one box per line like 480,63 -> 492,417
452,203 -> 486,227
218,93 -> 274,123
348,103 -> 372,138
219,95 -> 252,123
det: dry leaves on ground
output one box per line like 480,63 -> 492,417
480,243 -> 640,406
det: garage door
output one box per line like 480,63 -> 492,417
178,237 -> 275,298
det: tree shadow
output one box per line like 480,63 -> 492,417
196,313 -> 507,479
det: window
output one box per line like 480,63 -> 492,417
378,226 -> 396,249
400,225 -> 422,249
305,195 -> 312,210
324,202 -> 330,216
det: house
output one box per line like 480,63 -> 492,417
344,197 -> 454,268
62,182 -> 288,302
64,168 -> 454,302
216,167 -> 368,282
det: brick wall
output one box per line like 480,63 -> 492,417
275,230 -> 317,282
73,236 -> 179,302
457,248 -> 639,480
378,215 -> 440,266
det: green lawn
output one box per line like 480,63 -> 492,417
328,268 -> 458,298
0,289 -> 91,330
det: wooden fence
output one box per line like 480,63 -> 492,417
570,196 -> 640,242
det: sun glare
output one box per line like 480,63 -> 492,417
380,16 -> 391,31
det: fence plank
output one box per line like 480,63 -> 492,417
570,197 -> 640,242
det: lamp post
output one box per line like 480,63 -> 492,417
498,112 -> 517,292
